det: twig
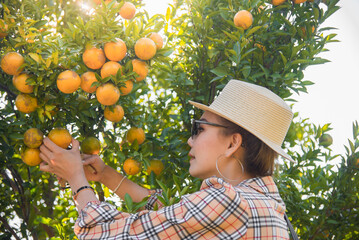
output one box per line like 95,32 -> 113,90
0,215 -> 22,240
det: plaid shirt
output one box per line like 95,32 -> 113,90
75,176 -> 289,239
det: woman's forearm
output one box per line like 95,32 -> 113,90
99,165 -> 150,202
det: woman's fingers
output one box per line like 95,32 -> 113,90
71,139 -> 80,152
39,161 -> 52,173
82,155 -> 97,165
39,145 -> 52,163
42,137 -> 62,152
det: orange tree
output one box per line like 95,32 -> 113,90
1,0 -> 358,239
152,0 -> 357,239
0,0 -> 177,238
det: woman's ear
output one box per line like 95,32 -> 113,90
224,133 -> 243,157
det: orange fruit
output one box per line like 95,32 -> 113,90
100,61 -> 123,79
293,0 -> 306,3
123,158 -> 141,175
93,0 -> 112,4
356,158 -> 359,167
104,40 -> 127,61
24,128 -> 43,148
81,136 -> 101,155
104,105 -> 124,122
319,134 -> 333,147
15,94 -> 37,113
1,52 -> 24,76
96,83 -> 120,105
126,127 -> 145,145
82,47 -> 106,70
234,10 -> 253,30
80,71 -> 98,93
272,0 -> 286,5
134,38 -> 157,60
119,80 -> 133,95
146,160 -> 164,176
0,19 -> 8,38
57,70 -> 81,94
119,2 -> 136,20
12,73 -> 34,93
149,33 -> 163,50
22,148 -> 42,166
48,128 -> 72,149
132,59 -> 148,82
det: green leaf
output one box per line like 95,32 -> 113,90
124,193 -> 133,212
210,66 -> 228,77
246,26 -> 262,37
29,53 -> 41,63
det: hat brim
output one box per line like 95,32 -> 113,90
189,100 -> 295,163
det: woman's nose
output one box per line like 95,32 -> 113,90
187,136 -> 193,147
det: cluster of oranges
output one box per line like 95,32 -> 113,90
0,1 -> 165,177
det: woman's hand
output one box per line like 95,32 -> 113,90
39,137 -> 85,183
81,154 -> 106,182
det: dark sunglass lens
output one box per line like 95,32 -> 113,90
191,121 -> 198,138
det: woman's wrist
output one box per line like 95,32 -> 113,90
67,170 -> 90,193
98,165 -> 114,185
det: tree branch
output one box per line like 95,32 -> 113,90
0,215 -> 22,240
0,82 -> 16,99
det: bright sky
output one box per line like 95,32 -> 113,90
143,0 -> 359,156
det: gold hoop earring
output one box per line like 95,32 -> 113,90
215,154 -> 244,182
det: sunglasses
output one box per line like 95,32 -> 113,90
191,120 -> 228,138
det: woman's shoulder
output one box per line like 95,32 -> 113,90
200,176 -> 283,202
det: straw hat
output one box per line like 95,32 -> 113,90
189,79 -> 294,162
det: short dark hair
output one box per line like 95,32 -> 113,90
219,117 -> 278,177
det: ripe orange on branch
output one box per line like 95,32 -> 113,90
272,0 -> 286,6
100,61 -> 123,79
81,137 -> 101,155
83,47 -> 106,70
93,0 -> 112,4
12,73 -> 34,93
135,38 -> 157,60
126,127 -> 145,145
104,40 -> 127,61
1,52 -> 24,76
149,33 -> 164,50
81,71 -> 98,93
104,105 -> 124,122
119,2 -> 136,20
146,160 -> 164,176
293,0 -> 306,3
119,80 -> 133,95
57,70 -> 81,94
15,94 -> 37,113
22,148 -> 42,166
24,128 -> 43,148
132,59 -> 148,82
234,10 -> 253,30
96,83 -> 120,105
48,128 -> 72,149
123,158 -> 141,175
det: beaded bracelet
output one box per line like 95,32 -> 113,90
113,176 -> 126,193
73,186 -> 94,200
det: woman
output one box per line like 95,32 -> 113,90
39,80 -> 295,239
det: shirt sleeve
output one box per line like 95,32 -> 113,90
74,177 -> 249,239
145,189 -> 164,210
